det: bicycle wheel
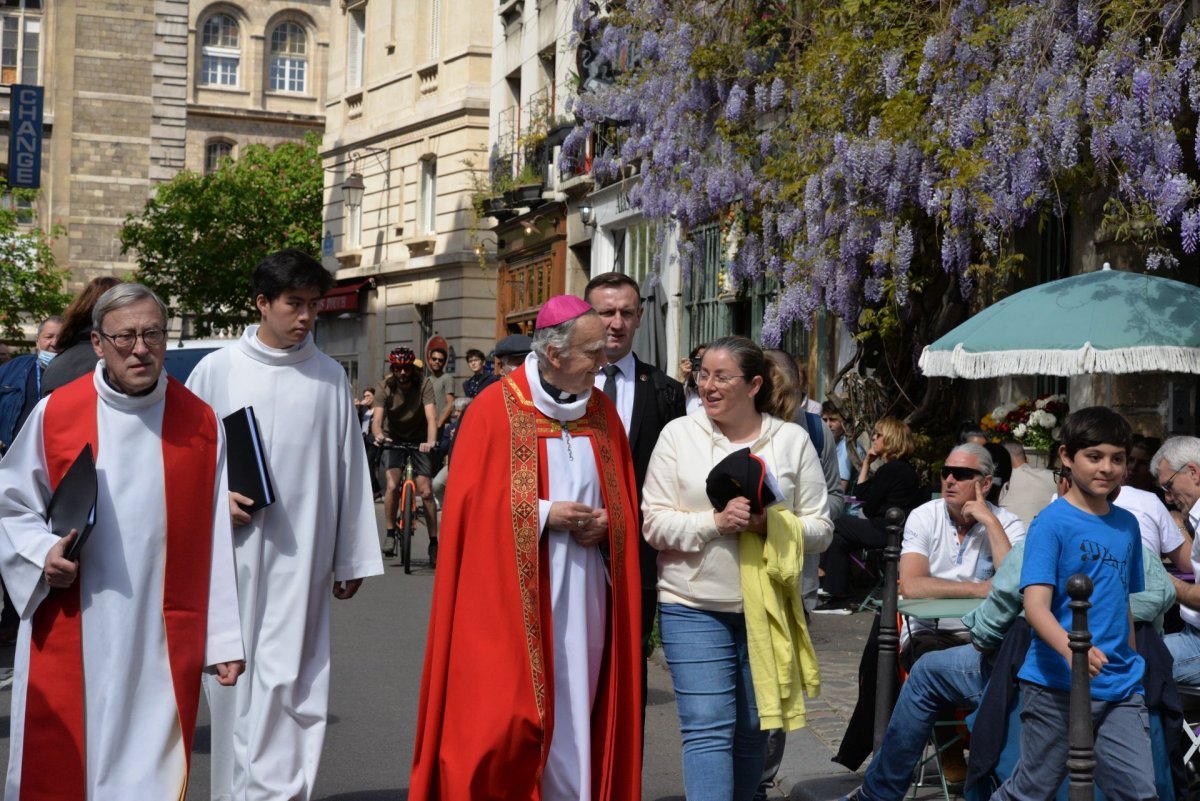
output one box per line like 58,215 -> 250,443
400,487 -> 414,574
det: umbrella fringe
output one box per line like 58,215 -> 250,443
918,344 -> 1200,378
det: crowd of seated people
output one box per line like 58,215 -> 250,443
812,403 -> 1199,801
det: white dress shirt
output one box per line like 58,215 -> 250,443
594,350 -> 636,433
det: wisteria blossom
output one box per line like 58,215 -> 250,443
565,0 -> 1198,347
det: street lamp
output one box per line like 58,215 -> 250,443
342,172 -> 365,211
579,202 -> 596,229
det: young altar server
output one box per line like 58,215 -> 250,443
188,249 -> 384,801
0,283 -> 244,800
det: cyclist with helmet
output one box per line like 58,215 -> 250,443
371,347 -> 438,557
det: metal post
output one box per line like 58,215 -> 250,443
1067,574 -> 1095,801
873,507 -> 906,751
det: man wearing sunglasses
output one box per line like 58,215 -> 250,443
899,443 -> 1027,661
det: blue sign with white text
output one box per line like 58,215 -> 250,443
8,84 -> 43,189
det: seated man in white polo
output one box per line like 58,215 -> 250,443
899,443 -> 1027,664
1152,437 -> 1200,684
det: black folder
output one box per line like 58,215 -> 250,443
46,443 -> 98,561
222,406 -> 275,514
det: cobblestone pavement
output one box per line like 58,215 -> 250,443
804,609 -> 874,754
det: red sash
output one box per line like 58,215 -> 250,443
22,374 -> 218,800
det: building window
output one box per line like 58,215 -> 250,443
616,221 -> 657,287
205,140 -> 233,174
346,6 -> 366,91
2,184 -> 34,226
269,22 -> 307,94
419,158 -> 437,235
1,1 -> 40,86
201,14 -> 240,87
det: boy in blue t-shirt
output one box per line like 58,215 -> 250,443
990,406 -> 1156,801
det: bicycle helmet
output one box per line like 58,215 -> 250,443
387,346 -> 416,367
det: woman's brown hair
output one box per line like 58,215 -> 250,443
704,336 -> 793,420
55,276 -> 121,351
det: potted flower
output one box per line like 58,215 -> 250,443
508,162 -> 545,209
980,394 -> 1069,468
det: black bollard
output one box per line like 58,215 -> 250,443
873,506 -> 906,751
1066,574 -> 1095,801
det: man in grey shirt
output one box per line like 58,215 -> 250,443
424,347 -> 455,444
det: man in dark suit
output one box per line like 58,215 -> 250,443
585,272 -> 685,704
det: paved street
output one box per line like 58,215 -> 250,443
0,512 -> 884,800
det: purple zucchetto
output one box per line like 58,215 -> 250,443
534,295 -> 592,330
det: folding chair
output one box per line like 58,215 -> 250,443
908,713 -> 969,801
1178,683 -> 1200,765
852,547 -> 884,611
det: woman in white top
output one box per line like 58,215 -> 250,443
642,336 -> 832,801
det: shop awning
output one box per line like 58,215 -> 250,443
317,280 -> 371,315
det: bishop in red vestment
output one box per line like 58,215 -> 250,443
409,297 -> 642,801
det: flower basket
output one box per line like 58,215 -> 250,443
981,394 -> 1069,457
1023,448 -> 1051,469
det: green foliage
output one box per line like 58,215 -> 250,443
0,185 -> 69,341
120,134 -> 323,335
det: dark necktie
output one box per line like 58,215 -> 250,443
602,364 -> 620,402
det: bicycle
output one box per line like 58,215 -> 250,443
379,441 -> 427,574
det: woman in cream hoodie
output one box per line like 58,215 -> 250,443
642,336 -> 832,801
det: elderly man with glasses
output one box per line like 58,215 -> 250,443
1151,437 -> 1200,685
0,283 -> 244,799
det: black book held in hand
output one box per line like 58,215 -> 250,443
46,443 -> 98,561
222,406 -> 275,514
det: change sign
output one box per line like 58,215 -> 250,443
8,84 -> 43,189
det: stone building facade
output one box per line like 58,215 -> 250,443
318,0 -> 494,394
2,0 -> 327,302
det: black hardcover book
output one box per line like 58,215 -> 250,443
46,443 -> 98,561
222,406 -> 275,514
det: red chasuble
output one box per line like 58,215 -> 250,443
409,366 -> 643,801
21,373 -> 218,801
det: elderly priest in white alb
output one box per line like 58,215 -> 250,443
188,249 -> 384,801
0,283 -> 244,801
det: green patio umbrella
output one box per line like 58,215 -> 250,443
918,264 -> 1200,378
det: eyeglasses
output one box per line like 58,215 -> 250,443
429,356 -> 446,363
98,328 -> 166,350
695,371 -> 745,387
941,466 -> 983,481
1160,464 -> 1185,495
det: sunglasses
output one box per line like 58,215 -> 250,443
941,466 -> 982,481
1054,468 -> 1072,483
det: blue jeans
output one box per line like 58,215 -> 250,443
990,683 -> 1156,801
1165,623 -> 1200,685
860,644 -> 990,801
660,603 -> 768,801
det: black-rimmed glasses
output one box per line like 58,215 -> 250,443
98,328 -> 166,350
1161,464 -> 1185,495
